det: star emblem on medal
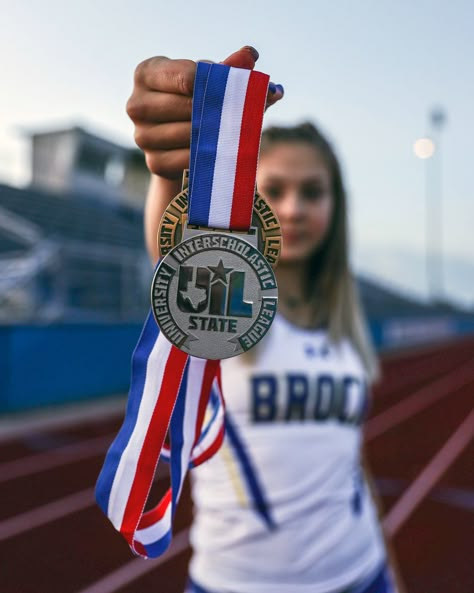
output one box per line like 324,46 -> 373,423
208,259 -> 232,283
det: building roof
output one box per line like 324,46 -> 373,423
0,183 -> 144,250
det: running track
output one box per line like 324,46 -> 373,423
1,336 -> 473,593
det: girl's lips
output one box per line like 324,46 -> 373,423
282,230 -> 304,244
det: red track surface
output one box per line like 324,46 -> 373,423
1,336 -> 473,593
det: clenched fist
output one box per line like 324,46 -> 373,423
127,46 -> 284,180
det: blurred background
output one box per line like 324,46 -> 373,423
0,2 -> 472,592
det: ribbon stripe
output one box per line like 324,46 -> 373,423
188,62 -> 269,231
230,70 -> 270,229
95,311 -> 161,527
208,67 -> 251,228
122,343 -> 188,539
189,65 -> 229,227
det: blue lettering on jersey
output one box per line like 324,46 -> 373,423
351,467 -> 364,515
340,377 -> 361,423
251,373 -> 368,425
251,375 -> 278,422
285,374 -> 309,420
314,374 -> 335,421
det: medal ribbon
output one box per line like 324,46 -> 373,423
95,310 -> 222,557
95,63 -> 269,559
188,62 -> 270,231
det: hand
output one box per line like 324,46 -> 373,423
126,46 -> 284,179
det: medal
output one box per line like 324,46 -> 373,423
153,180 -> 281,359
152,62 -> 277,359
152,231 -> 278,359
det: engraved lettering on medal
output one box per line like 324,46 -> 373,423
159,210 -> 180,249
239,298 -> 277,350
254,194 -> 280,229
157,190 -> 282,268
151,262 -> 187,347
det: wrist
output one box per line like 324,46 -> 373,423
153,174 -> 182,197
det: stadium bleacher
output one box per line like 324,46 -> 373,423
0,183 -> 149,322
356,275 -> 472,320
1,179 -> 472,325
0,183 -> 144,249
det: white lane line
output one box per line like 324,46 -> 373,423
74,528 -> 190,593
0,487 -> 95,542
0,434 -> 115,484
0,434 -> 114,484
375,478 -> 474,512
0,465 -> 169,541
0,396 -> 126,443
377,351 -> 465,399
365,358 -> 474,441
431,486 -> 474,511
383,408 -> 474,537
380,334 -> 473,362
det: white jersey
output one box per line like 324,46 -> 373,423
190,314 -> 386,593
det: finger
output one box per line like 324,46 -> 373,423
128,78 -> 283,124
135,121 -> 191,151
221,46 -> 259,70
127,91 -> 193,124
145,148 -> 191,179
134,56 -> 196,95
266,83 -> 284,110
221,48 -> 285,110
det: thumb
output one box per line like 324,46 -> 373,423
221,46 -> 259,70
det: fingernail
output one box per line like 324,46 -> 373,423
243,46 -> 259,61
268,82 -> 277,94
275,84 -> 284,96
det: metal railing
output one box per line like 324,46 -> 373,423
0,237 -> 150,324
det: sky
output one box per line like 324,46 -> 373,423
0,0 -> 473,307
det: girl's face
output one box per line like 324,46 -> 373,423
257,142 -> 334,264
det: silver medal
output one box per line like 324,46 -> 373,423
151,232 -> 278,359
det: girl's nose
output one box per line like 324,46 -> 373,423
278,192 -> 305,220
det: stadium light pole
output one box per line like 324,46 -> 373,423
413,107 -> 447,303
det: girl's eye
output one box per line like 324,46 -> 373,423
301,185 -> 325,201
262,186 -> 283,200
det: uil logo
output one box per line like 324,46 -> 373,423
177,259 -> 253,318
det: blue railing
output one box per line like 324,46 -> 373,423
0,323 -> 142,412
1,316 -> 473,413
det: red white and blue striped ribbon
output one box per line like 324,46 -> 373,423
95,63 -> 269,559
188,62 -> 269,231
95,310 -> 222,557
160,381 -> 226,469
132,359 -> 223,557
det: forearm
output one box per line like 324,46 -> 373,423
144,174 -> 182,263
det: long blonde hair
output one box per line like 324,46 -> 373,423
260,122 -> 380,383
